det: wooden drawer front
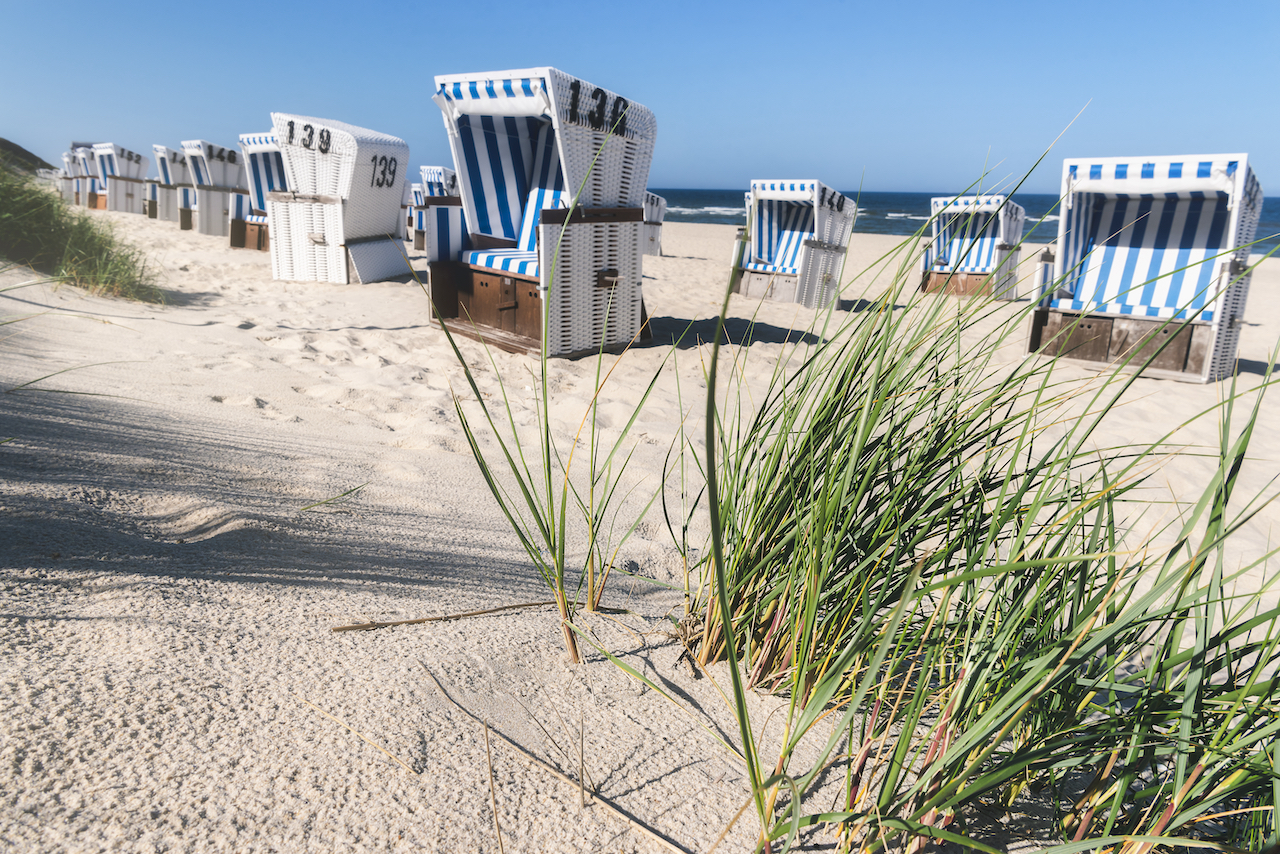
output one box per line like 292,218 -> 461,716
1040,314 -> 1112,362
515,283 -> 542,340
1109,318 -> 1192,373
472,271 -> 516,332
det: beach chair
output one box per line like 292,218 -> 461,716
920,195 -> 1025,299
230,132 -> 288,251
72,148 -> 102,209
59,152 -> 81,205
409,165 -> 462,251
180,140 -> 248,237
428,67 -> 656,357
143,145 -> 193,223
264,113 -> 409,284
1029,154 -> 1263,382
642,191 -> 666,256
91,143 -> 150,215
730,180 -> 855,310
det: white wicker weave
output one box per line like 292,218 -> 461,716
91,143 -> 149,214
431,67 -> 657,356
265,113 -> 409,284
180,139 -> 248,237
59,152 -> 79,204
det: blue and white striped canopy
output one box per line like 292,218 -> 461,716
238,132 -> 287,213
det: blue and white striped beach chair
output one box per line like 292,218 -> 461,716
409,165 -> 462,250
730,180 -> 855,310
91,143 -> 150,215
920,195 -> 1025,299
1030,154 -> 1264,382
180,140 -> 248,237
229,132 -> 287,250
72,147 -> 101,209
145,145 -> 194,224
643,191 -> 666,256
265,113 -> 409,284
429,68 -> 657,357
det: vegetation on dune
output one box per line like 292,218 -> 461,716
0,156 -> 160,302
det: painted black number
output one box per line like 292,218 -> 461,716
302,124 -> 315,148
609,98 -> 628,135
587,87 -> 607,130
370,155 -> 398,188
318,129 -> 331,154
567,79 -> 581,124
286,121 -> 295,144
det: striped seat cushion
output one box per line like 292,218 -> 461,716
465,188 -> 568,277
745,199 -> 813,275
1051,192 -> 1231,322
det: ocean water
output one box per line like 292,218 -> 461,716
653,189 -> 1280,255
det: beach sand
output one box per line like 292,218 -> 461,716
2,215 -> 1278,852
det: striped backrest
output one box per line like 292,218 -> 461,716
452,115 -> 564,241
411,184 -> 425,206
1054,192 -> 1232,322
518,188 -> 569,252
238,133 -> 287,213
752,200 -> 815,270
230,193 -> 252,220
937,211 -> 1000,272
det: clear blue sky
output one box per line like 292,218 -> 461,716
4,0 -> 1277,195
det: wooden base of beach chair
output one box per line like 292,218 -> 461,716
921,271 -> 991,296
89,193 -> 107,211
147,200 -> 157,219
1029,309 -> 1215,380
429,261 -> 639,358
736,270 -> 799,304
229,220 -> 270,251
180,209 -> 193,230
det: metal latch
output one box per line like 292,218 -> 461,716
596,268 -> 621,289
308,233 -> 326,245
803,239 -> 844,253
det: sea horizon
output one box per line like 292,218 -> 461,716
651,188 -> 1280,255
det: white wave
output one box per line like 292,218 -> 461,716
667,206 -> 744,216
885,213 -> 928,220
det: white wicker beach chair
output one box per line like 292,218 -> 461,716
1029,154 -> 1263,382
428,67 -> 657,357
642,191 -> 666,256
145,145 -> 194,224
264,113 -> 409,284
72,147 -> 102,209
180,139 -> 248,237
90,143 -> 149,215
409,165 -> 462,251
920,195 -> 1025,299
230,132 -> 288,251
730,180 -> 855,310
59,152 -> 81,205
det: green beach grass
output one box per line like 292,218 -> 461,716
0,157 -> 159,302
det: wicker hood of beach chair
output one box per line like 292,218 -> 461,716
731,180 -> 855,310
147,145 -> 194,224
72,147 -> 101,209
920,195 -> 1025,300
262,113 -> 409,284
180,140 -> 248,238
91,143 -> 149,215
428,67 -> 657,358
1030,154 -> 1263,383
643,191 -> 667,256
229,133 -> 288,252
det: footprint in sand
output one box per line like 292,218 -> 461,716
209,395 -> 289,419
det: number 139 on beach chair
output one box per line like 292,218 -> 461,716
264,113 -> 409,284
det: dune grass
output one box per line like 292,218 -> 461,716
690,228 -> 1280,852
0,157 -> 160,302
